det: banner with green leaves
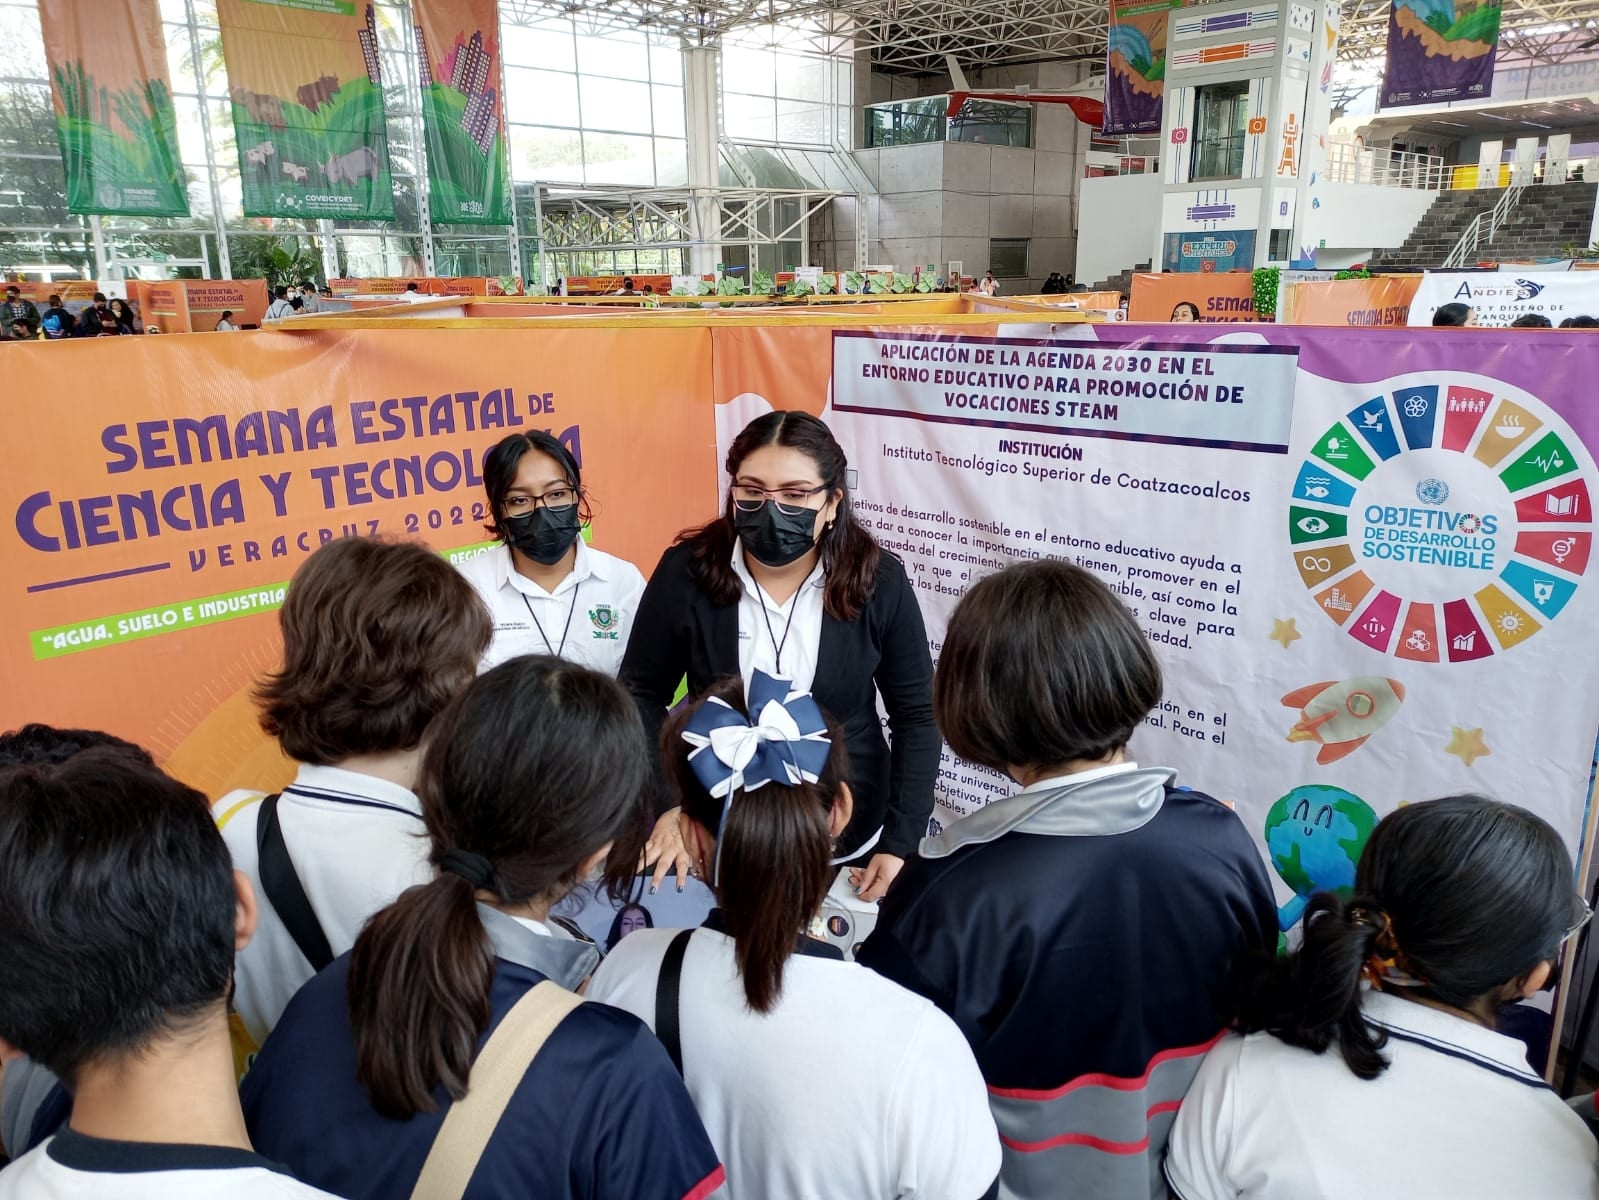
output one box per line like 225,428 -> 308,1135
216,0 -> 394,219
36,0 -> 188,216
412,0 -> 510,224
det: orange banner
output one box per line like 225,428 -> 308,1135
1128,272 -> 1259,322
0,328 -> 717,797
1279,275 -> 1422,327
328,277 -> 521,297
135,280 -> 191,333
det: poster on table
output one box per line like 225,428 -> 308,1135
35,0 -> 188,217
216,0 -> 394,219
714,323 -> 1599,922
1380,0 -> 1500,108
412,0 -> 511,225
1104,0 -> 1186,135
1408,272 -> 1599,327
0,327 -> 717,799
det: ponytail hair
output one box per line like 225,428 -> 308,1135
665,677 -> 849,1013
1236,794 -> 1574,1080
347,656 -> 649,1119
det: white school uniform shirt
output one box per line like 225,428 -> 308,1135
456,541 -> 645,676
587,925 -> 1001,1200
0,1130 -> 339,1199
733,545 -> 826,693
214,764 -> 431,1048
263,299 -> 294,321
1165,988 -> 1599,1200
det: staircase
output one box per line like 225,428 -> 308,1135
1091,262 -> 1150,293
1371,182 -> 1598,271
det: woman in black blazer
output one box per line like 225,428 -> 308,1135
621,411 -> 939,902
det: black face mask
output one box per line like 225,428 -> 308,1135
503,504 -> 581,565
734,501 -> 820,567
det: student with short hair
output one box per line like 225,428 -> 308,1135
588,672 -> 1001,1199
457,431 -> 646,675
264,286 -> 294,321
0,750 -> 336,1199
242,656 -> 725,1200
216,536 -> 492,1047
1167,795 -> 1599,1199
857,559 -> 1277,1200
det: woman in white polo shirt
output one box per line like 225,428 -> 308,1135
586,672 -> 1001,1200
1167,794 -> 1599,1200
458,431 -> 644,675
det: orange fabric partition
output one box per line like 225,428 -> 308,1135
0,327 -> 717,796
136,281 -> 192,333
1278,275 -> 1422,326
1128,272 -> 1259,322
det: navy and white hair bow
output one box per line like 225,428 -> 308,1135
681,671 -> 832,881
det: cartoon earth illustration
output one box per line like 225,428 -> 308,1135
1263,784 -> 1379,930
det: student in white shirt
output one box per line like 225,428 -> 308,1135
457,431 -> 645,676
0,750 -> 336,1199
263,286 -> 294,321
1167,794 -> 1599,1200
586,673 -> 1001,1200
216,536 -> 491,1048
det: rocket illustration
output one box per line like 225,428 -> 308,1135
1282,676 -> 1406,764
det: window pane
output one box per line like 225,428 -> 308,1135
776,53 -> 828,101
579,76 -> 652,134
0,84 -> 56,154
721,49 -> 774,97
576,32 -> 648,80
583,131 -> 656,184
649,43 -> 682,85
777,99 -> 828,145
503,22 -> 575,72
654,136 -> 687,186
510,124 -> 585,183
506,67 -> 579,127
724,94 -> 775,142
652,85 -> 684,138
989,238 -> 1029,278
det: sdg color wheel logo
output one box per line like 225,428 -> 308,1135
1288,375 -> 1594,662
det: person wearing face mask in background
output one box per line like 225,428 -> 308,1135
621,411 -> 939,904
457,431 -> 646,675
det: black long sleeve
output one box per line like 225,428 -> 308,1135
618,547 -> 695,815
872,558 -> 941,859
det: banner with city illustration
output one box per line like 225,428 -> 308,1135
1381,0 -> 1501,107
1104,0 -> 1185,135
35,0 -> 188,216
412,0 -> 510,224
216,0 -> 394,219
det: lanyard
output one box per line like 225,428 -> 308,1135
758,563 -> 818,673
522,582 -> 580,658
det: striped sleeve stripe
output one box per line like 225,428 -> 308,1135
681,1164 -> 727,1200
214,792 -> 265,832
999,1098 -> 1185,1155
987,1032 -> 1224,1101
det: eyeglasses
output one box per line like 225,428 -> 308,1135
1564,894 -> 1593,945
730,482 -> 830,515
503,486 -> 579,514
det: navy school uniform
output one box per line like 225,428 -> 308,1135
241,904 -> 725,1200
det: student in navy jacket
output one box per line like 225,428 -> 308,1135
857,559 -> 1277,1200
621,411 -> 939,902
241,656 -> 724,1200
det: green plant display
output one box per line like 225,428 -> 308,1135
229,235 -> 323,287
844,271 -> 865,294
751,270 -> 775,294
716,275 -> 746,296
1333,267 -> 1373,280
816,274 -> 836,295
52,63 -> 187,216
891,272 -> 914,293
1252,266 -> 1280,322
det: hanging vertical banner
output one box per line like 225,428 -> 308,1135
1104,0 -> 1183,136
216,0 -> 394,219
1381,0 -> 1501,108
412,0 -> 510,224
35,0 -> 188,216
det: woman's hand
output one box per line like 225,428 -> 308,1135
848,853 -> 904,903
641,807 -> 696,894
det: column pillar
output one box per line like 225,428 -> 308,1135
684,44 -> 722,277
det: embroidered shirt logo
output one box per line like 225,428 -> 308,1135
589,605 -> 621,639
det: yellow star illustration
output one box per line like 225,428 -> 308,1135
1269,618 -> 1301,649
1445,727 -> 1491,768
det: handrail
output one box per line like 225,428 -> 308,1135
1443,182 -> 1527,268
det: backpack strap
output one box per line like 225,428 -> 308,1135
254,793 -> 335,973
654,928 -> 695,1076
409,981 -> 583,1200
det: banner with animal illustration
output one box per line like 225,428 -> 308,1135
1104,0 -> 1186,136
35,0 -> 188,216
1381,0 -> 1501,108
412,0 -> 510,224
216,0 -> 394,219
713,323 -> 1599,926
0,326 -> 716,800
